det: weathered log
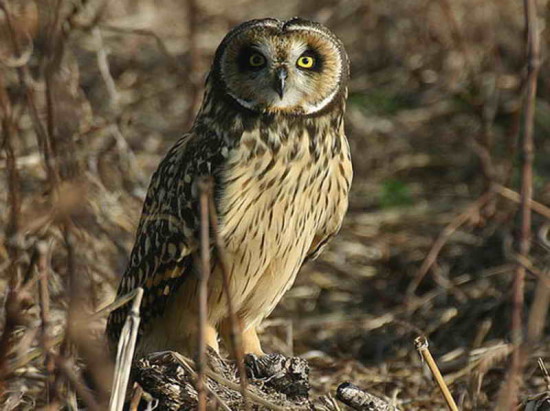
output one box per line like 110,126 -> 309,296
336,382 -> 397,411
133,354 -> 198,410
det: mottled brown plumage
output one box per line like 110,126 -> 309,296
107,17 -> 352,356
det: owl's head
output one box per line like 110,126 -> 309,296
211,18 -> 349,116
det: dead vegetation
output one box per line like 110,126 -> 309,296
0,0 -> 549,409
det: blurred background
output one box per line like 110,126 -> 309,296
0,0 -> 549,409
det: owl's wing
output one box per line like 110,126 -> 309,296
305,232 -> 337,261
106,130 -> 229,344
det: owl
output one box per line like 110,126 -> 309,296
107,17 -> 352,357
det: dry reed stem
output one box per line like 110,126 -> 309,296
495,184 -> 550,220
184,0 -> 201,130
512,0 -> 539,345
205,179 -> 250,410
527,268 -> 550,342
56,356 -> 101,411
7,288 -> 143,377
499,0 -> 541,408
0,6 -> 26,390
109,287 -> 144,411
36,241 -> 57,405
93,27 -> 120,109
538,358 -> 550,390
0,18 -> 23,390
414,336 -> 458,411
197,179 -> 211,411
100,24 -> 183,74
0,0 -> 59,185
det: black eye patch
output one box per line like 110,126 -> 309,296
298,49 -> 323,73
237,46 -> 266,71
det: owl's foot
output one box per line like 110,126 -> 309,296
220,321 -> 264,356
244,352 -> 310,399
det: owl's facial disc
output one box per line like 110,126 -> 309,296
216,19 -> 349,115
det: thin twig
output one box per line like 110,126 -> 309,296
407,191 -> 493,296
0,22 -> 24,391
99,24 -> 183,74
0,1 -> 59,185
88,288 -> 142,323
8,286 -> 143,377
55,356 -> 101,411
414,336 -> 458,411
205,179 -> 250,410
197,179 -> 211,411
93,27 -> 119,110
183,0 -> 201,129
512,0 -> 540,346
499,0 -> 541,408
527,268 -> 550,342
495,184 -> 550,220
538,358 -> 550,391
37,241 -> 57,404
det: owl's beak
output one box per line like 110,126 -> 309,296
273,67 -> 287,99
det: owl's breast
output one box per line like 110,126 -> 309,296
215,122 -> 352,304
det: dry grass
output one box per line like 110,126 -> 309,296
0,0 -> 549,409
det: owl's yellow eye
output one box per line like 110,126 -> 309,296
248,53 -> 266,67
297,55 -> 315,69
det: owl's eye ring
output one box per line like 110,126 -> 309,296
248,53 -> 266,68
297,55 -> 315,69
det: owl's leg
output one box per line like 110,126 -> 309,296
205,323 -> 220,353
241,326 -> 264,355
220,320 -> 264,356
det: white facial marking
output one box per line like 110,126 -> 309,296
222,21 -> 345,114
302,86 -> 340,114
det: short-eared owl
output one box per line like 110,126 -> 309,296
107,17 -> 352,357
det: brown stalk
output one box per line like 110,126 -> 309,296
526,268 -> 550,343
437,0 -> 475,74
54,226 -> 79,401
205,179 -> 250,410
0,28 -> 23,393
498,0 -> 541,409
0,1 -> 58,185
184,0 -> 201,130
99,25 -> 183,74
407,191 -> 493,296
495,184 -> 550,221
55,356 -> 101,411
37,241 -> 57,405
414,336 -> 458,411
512,0 -> 539,346
197,178 -> 211,411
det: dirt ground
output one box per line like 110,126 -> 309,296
0,0 -> 549,409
